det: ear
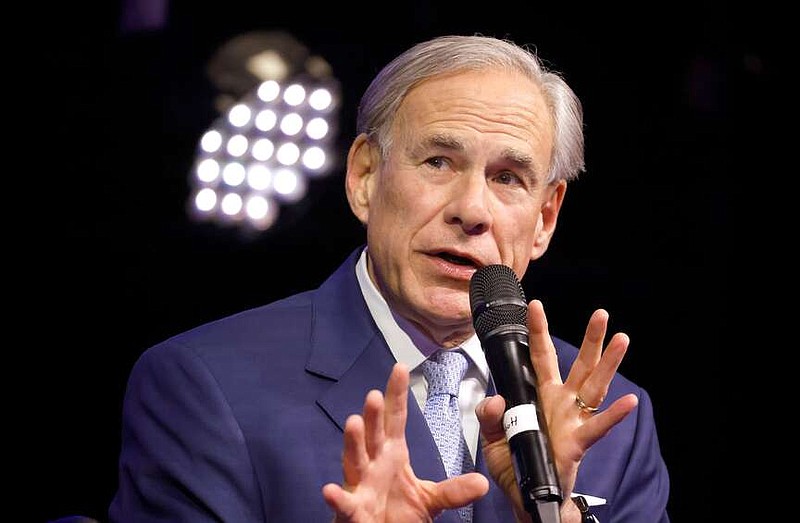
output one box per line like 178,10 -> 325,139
530,181 -> 567,260
345,133 -> 379,226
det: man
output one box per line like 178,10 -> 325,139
110,35 -> 670,522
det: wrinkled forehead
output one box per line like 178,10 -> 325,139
393,69 -> 554,169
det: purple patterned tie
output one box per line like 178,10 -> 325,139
422,349 -> 474,523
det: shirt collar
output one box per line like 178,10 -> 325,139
355,248 -> 491,384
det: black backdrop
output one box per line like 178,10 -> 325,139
34,1 -> 749,521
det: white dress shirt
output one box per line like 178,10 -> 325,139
355,248 -> 491,462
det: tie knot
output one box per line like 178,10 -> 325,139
422,350 -> 468,397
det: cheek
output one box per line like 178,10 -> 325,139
367,186 -> 419,253
377,174 -> 440,227
496,210 -> 540,257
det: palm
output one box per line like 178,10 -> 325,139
323,364 -> 489,522
477,302 -> 639,519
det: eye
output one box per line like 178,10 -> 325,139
494,171 -> 524,186
424,156 -> 448,170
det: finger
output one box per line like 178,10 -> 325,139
362,388 -> 386,458
527,300 -> 561,385
564,308 -> 608,389
475,395 -> 506,445
321,482 -> 357,520
427,473 -> 490,514
578,332 -> 630,408
341,414 -> 368,487
574,393 -> 638,448
384,363 -> 410,440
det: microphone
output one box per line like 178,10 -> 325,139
469,264 -> 562,523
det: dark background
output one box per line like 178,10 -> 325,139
34,1 -> 753,521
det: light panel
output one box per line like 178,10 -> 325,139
189,31 -> 340,232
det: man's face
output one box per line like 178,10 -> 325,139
347,69 -> 565,346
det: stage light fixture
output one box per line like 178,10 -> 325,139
188,31 -> 340,232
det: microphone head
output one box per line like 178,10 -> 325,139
469,264 -> 528,340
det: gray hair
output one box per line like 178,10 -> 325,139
356,35 -> 585,184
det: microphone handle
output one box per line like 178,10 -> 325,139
484,330 -> 563,512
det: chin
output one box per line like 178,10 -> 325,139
420,291 -> 472,323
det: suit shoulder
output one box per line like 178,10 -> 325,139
134,289 -> 316,365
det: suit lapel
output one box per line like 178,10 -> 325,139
314,334 -> 450,480
307,248 -> 511,523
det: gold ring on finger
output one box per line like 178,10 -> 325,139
575,393 -> 600,414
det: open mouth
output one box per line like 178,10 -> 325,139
437,252 -> 477,267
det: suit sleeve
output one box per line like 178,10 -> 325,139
612,386 -> 671,522
109,341 -> 264,522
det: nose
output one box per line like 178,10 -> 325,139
443,174 -> 493,235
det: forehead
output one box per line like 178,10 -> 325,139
396,69 -> 554,165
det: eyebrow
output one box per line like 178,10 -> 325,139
406,133 -> 463,163
421,133 -> 465,154
498,147 -> 536,172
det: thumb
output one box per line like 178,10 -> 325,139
476,394 -> 506,444
428,473 -> 490,514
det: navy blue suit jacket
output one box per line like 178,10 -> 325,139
110,246 -> 669,522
